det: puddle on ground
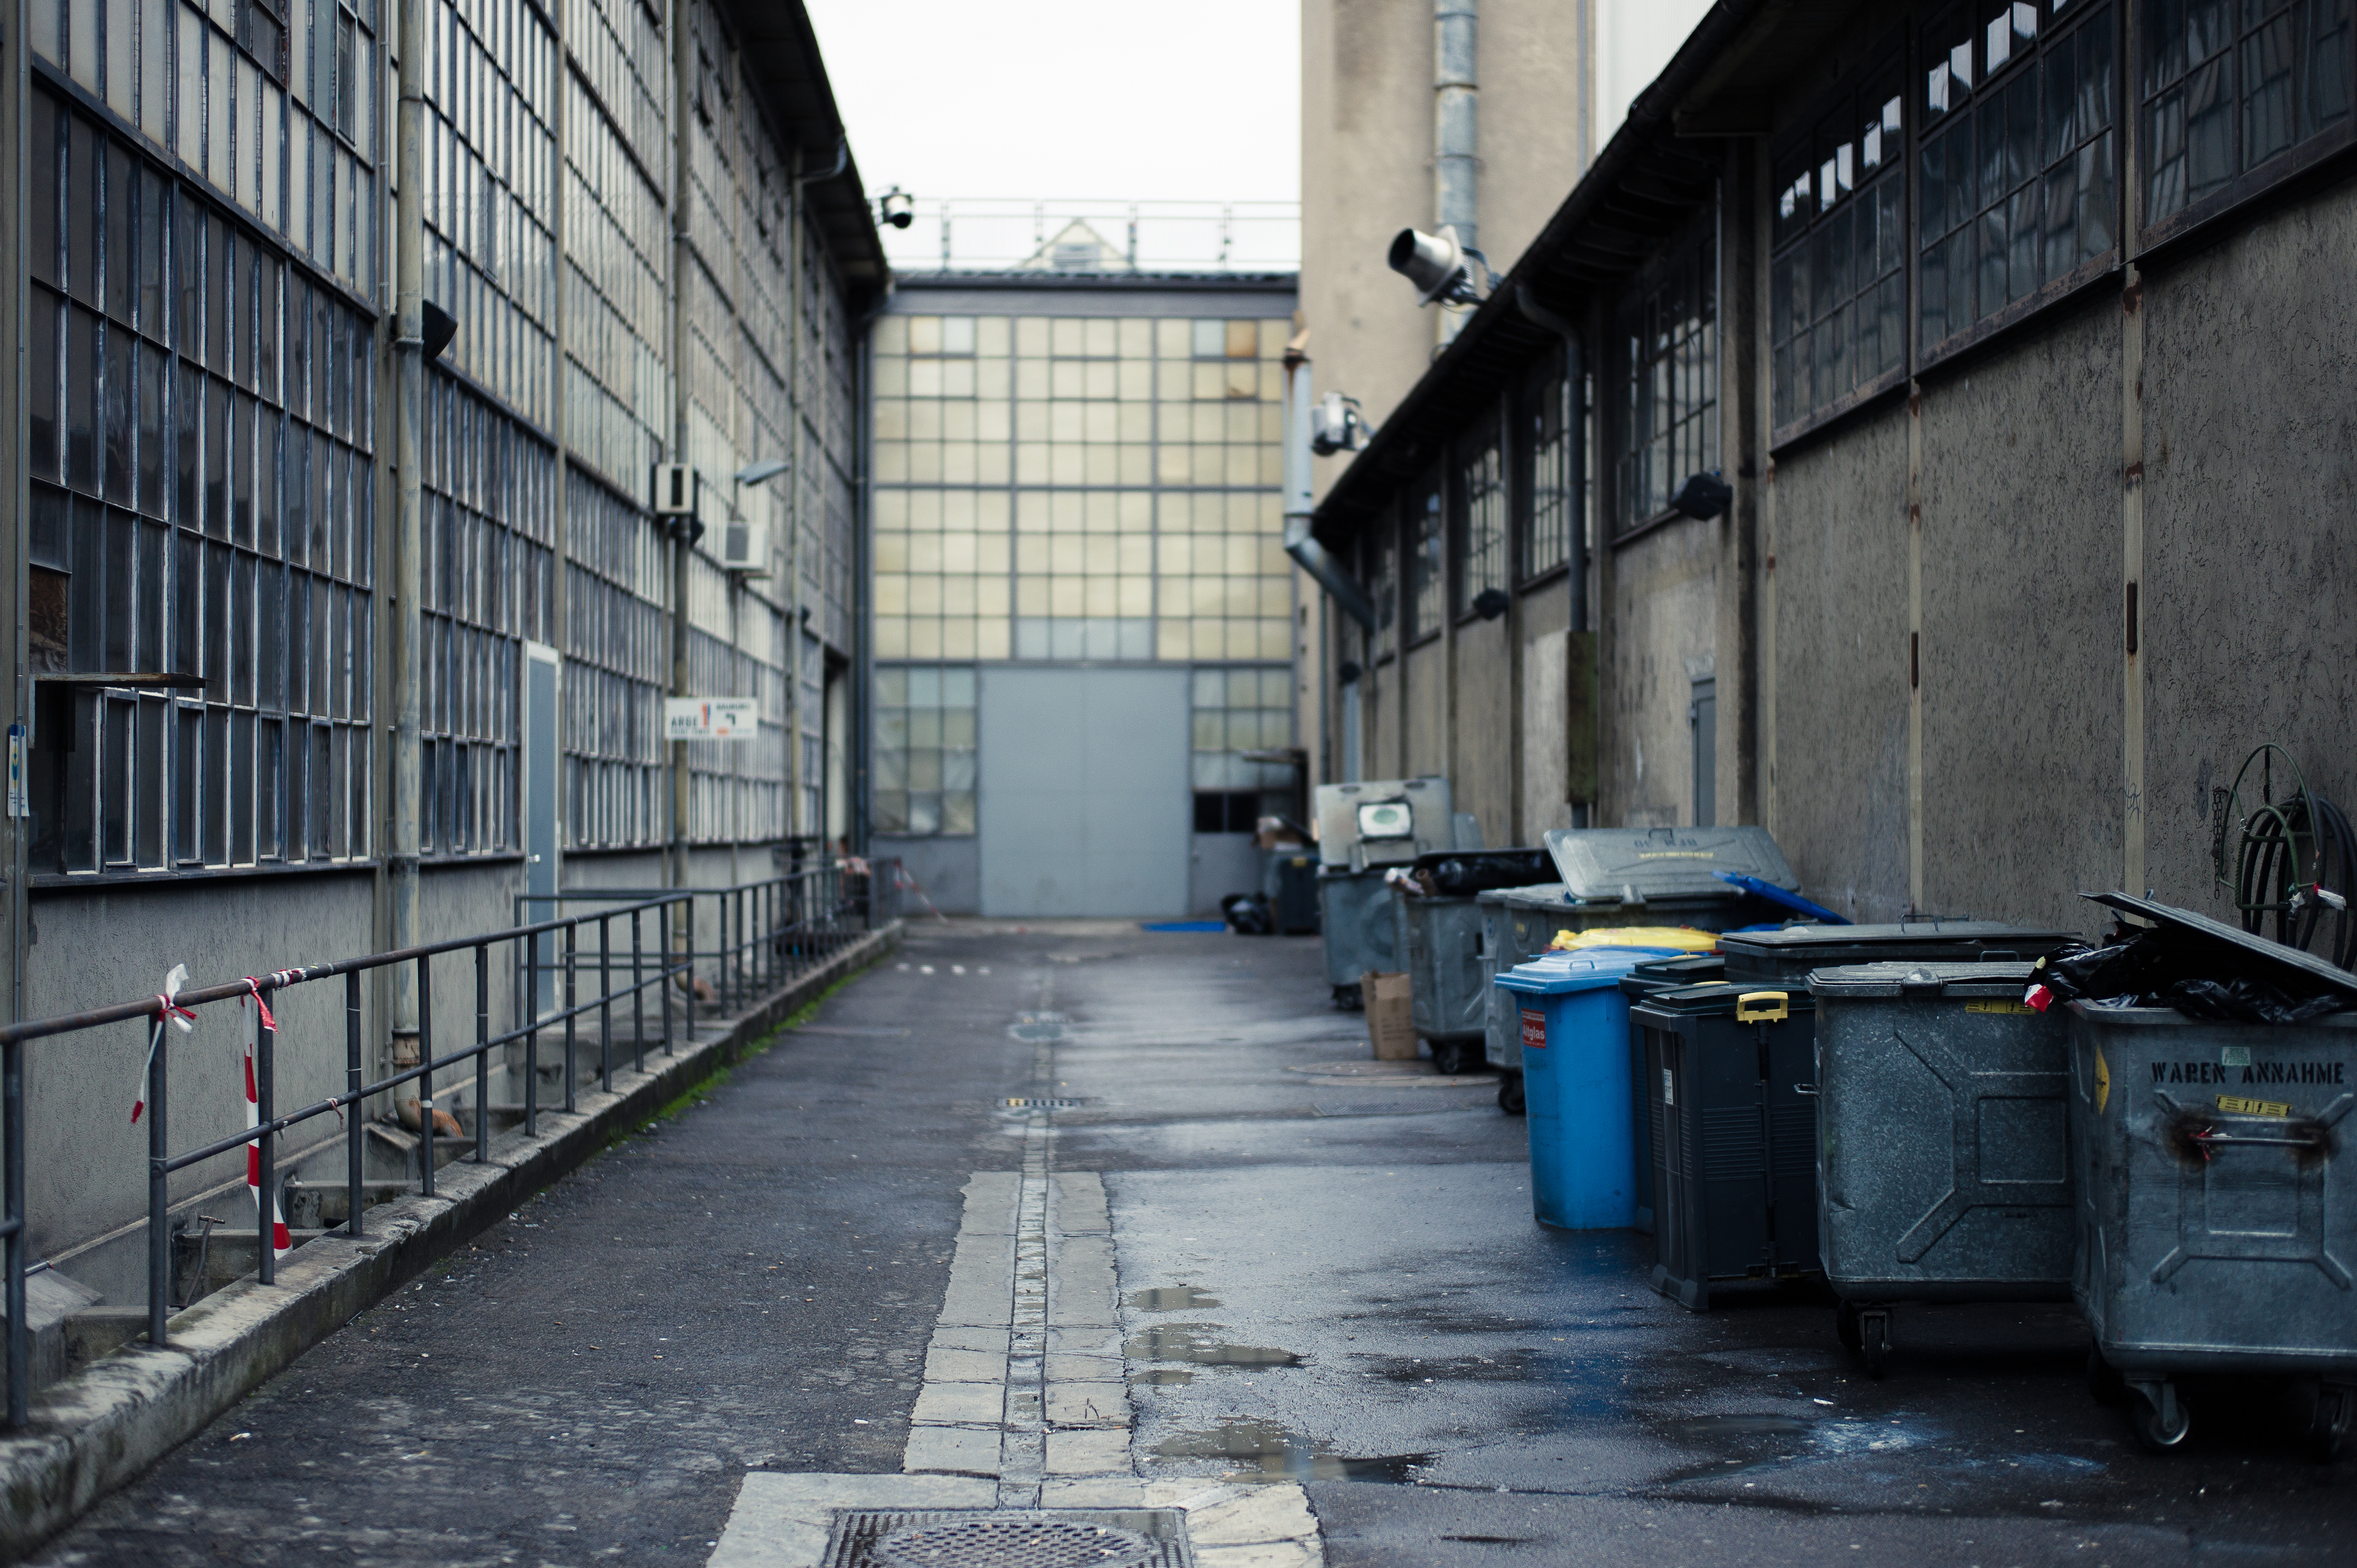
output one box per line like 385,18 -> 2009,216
1154,1419 -> 1431,1483
1125,1323 -> 1299,1368
1129,1285 -> 1222,1311
1133,1368 -> 1195,1386
1008,1013 -> 1068,1042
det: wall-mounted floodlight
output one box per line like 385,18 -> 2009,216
876,187 -> 915,229
421,301 -> 458,362
1388,224 -> 1489,307
734,458 -> 791,487
1671,471 -> 1734,520
1470,587 -> 1509,621
1310,393 -> 1369,456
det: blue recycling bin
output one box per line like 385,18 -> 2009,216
1494,947 -> 1680,1230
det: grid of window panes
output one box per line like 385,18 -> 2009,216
1363,523 -> 1398,662
32,0 -> 382,300
24,82 -> 375,875
1613,235 -> 1717,532
870,307 -> 1293,666
1406,477 -> 1445,641
1771,59 -> 1906,431
872,667 -> 977,836
419,375 -> 553,856
561,0 -> 670,491
423,0 -> 557,426
1919,3 -> 2119,355
2142,0 -> 2354,230
563,472 -> 668,848
1190,667 -> 1296,832
1453,425 -> 1506,617
1520,358 -> 1574,580
684,558 -> 788,842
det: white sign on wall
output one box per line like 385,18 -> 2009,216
664,697 -> 759,742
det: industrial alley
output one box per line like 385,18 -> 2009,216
28,928 -> 2351,1568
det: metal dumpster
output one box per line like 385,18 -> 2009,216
1721,920 -> 2078,985
1618,954 -> 1728,1232
2067,893 -> 2357,1456
1632,982 -> 1821,1310
1312,777 -> 1455,1007
1809,960 -> 2070,1374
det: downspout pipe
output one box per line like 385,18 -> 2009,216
389,0 -> 425,1065
1435,0 -> 1478,345
1281,347 -> 1375,631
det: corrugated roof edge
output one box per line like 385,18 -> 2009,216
725,0 -> 891,303
1310,0 -> 1775,541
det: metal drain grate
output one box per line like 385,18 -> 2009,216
1001,1097 -> 1084,1109
824,1510 -> 1191,1568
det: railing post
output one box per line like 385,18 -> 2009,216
417,957 -> 436,1199
684,895 -> 698,1042
346,971 -> 364,1239
147,1020 -> 168,1348
598,916 -> 613,1094
474,944 -> 491,1163
562,921 -> 578,1114
632,908 -> 646,1072
659,900 -> 674,1057
6,1036 -> 28,1427
524,931 -> 540,1137
256,1002 -> 277,1287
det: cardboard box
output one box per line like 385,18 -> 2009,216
1363,970 -> 1417,1060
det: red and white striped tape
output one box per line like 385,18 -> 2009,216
242,979 -> 291,1259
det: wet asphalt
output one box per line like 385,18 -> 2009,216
31,922 -> 2357,1565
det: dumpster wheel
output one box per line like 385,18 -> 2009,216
1431,1039 -> 1477,1075
2311,1383 -> 2355,1462
1856,1307 -> 1892,1377
1497,1072 -> 1524,1115
2129,1380 -> 2190,1453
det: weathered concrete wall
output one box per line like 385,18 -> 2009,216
1516,583 -> 1576,839
1450,614 -> 1514,844
2141,187 -> 2357,921
1768,402 -> 1911,920
1405,640 -> 1446,776
1919,299 -> 2124,934
1601,518 -> 1716,829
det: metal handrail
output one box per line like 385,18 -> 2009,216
0,856 -> 899,1428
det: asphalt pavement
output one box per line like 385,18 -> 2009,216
29,921 -> 2357,1566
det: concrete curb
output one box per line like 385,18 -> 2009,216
0,922 -> 904,1563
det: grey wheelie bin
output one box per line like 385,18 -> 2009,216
1312,777 -> 1455,1008
1617,954 -> 1727,1231
1392,849 -> 1554,1074
1809,960 -> 2071,1375
2068,893 -> 2357,1456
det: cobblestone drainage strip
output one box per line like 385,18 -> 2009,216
823,1508 -> 1191,1568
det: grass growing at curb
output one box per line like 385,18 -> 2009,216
615,952 -> 886,1142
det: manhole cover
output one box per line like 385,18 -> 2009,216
826,1510 -> 1191,1568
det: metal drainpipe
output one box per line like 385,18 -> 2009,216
389,0 -> 426,1066
668,0 -> 694,895
786,139 -> 848,864
1434,0 -> 1478,348
1279,346 -> 1375,632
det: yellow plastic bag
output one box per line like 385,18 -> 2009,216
1548,926 -> 1719,954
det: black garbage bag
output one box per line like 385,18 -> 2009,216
1417,849 -> 1555,897
2035,927 -> 2350,1024
1221,892 -> 1273,935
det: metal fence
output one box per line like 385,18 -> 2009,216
0,857 -> 899,1427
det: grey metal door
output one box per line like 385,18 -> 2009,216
978,666 -> 1189,917
1689,676 -> 1716,828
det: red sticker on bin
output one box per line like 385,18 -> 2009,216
1520,1010 -> 1547,1051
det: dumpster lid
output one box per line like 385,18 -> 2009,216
1618,954 -> 1727,995
1807,959 -> 2041,998
1494,946 -> 1683,996
1543,826 -> 1798,903
1719,920 -> 2077,966
2084,891 -> 2357,1002
1634,981 -> 1818,1017
1477,881 -> 1566,906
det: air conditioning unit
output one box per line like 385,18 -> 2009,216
651,463 -> 698,517
719,517 -> 771,576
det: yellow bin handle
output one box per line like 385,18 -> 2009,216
1736,991 -> 1790,1024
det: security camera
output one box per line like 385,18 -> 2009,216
1388,225 -> 1490,307
877,186 -> 915,230
1310,393 -> 1369,456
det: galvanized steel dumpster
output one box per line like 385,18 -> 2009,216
1721,920 -> 2078,985
1317,868 -> 1398,1009
1632,982 -> 1821,1310
1312,777 -> 1455,1008
1809,960 -> 2071,1374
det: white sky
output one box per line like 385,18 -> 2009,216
804,0 -> 1302,207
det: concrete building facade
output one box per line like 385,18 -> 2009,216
865,265 -> 1300,917
5,0 -> 883,1302
1305,0 -> 2357,939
